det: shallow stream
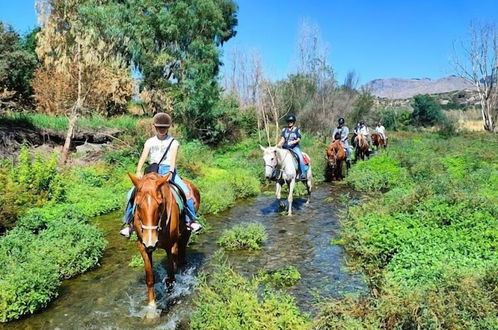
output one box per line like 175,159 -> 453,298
2,184 -> 365,329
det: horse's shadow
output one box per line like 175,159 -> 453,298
260,198 -> 308,215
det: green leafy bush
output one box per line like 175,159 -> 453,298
217,223 -> 268,250
411,94 -> 444,126
346,154 -> 409,191
191,252 -> 310,329
0,220 -> 106,322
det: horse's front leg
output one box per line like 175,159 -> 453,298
166,243 -> 179,289
275,181 -> 282,200
137,242 -> 158,314
287,179 -> 296,216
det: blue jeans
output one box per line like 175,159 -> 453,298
123,165 -> 197,224
289,146 -> 307,176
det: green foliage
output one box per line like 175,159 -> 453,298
0,220 -> 106,322
217,223 -> 268,250
0,251 -> 60,323
411,94 -> 444,126
128,254 -> 144,268
350,89 -> 374,124
81,0 -> 238,144
379,107 -> 412,131
190,252 -> 310,329
334,132 -> 498,328
0,146 -> 66,231
0,23 -> 38,107
346,153 -> 409,191
258,266 -> 301,288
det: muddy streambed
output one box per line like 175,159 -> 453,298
1,184 -> 366,329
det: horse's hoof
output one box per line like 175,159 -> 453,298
143,305 -> 161,320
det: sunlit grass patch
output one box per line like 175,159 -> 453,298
217,223 -> 268,250
257,265 -> 301,288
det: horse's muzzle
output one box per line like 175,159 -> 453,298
144,241 -> 158,253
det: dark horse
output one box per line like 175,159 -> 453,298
128,172 -> 200,318
325,140 -> 347,181
371,132 -> 387,150
353,133 -> 370,161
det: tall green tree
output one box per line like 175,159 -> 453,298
0,23 -> 39,109
411,94 -> 443,127
81,0 -> 238,142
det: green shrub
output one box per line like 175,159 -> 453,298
346,154 -> 409,191
0,220 -> 106,322
0,253 -> 60,323
258,266 -> 301,288
411,94 -> 444,126
191,252 -> 310,329
39,221 -> 107,279
217,223 -> 268,250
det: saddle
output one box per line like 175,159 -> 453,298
288,149 -> 310,166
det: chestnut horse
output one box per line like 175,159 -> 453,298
354,134 -> 370,161
325,140 -> 347,181
371,132 -> 387,150
128,172 -> 200,317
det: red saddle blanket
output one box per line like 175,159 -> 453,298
303,154 -> 310,165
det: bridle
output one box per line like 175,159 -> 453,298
135,191 -> 169,238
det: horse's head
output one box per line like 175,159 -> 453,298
129,173 -> 171,252
325,143 -> 337,168
260,145 -> 278,179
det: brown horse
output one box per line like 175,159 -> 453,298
128,172 -> 200,318
325,140 -> 347,181
354,134 -> 370,161
371,132 -> 387,150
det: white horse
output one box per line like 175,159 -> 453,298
260,146 -> 312,216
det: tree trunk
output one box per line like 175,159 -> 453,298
60,111 -> 78,165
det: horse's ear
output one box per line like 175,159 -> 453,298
128,173 -> 141,187
155,175 -> 169,188
259,145 -> 266,152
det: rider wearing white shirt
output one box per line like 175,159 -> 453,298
375,122 -> 387,142
358,120 -> 371,150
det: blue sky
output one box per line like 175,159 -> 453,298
2,0 -> 498,84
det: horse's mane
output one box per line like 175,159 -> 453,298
357,134 -> 368,148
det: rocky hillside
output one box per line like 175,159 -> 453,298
364,76 -> 475,99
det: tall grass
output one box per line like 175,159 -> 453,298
1,112 -> 140,132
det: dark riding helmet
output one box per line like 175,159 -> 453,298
286,114 -> 296,122
359,120 -> 365,125
153,113 -> 172,127
338,117 -> 345,125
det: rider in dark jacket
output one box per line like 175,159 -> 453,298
277,114 -> 307,180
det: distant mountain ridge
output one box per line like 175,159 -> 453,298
364,76 -> 475,99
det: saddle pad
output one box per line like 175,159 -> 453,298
169,184 -> 185,213
303,154 -> 310,165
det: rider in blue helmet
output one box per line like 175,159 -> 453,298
277,114 -> 308,180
